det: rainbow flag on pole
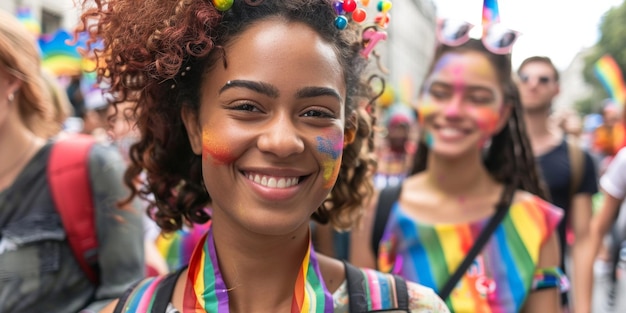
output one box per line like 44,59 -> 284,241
594,54 -> 626,106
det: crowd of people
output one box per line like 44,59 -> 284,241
1,0 -> 625,312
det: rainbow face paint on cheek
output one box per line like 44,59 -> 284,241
467,106 -> 501,147
416,99 -> 439,125
416,98 -> 438,149
316,130 -> 344,189
202,128 -> 236,164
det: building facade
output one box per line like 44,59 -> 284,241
1,0 -> 79,35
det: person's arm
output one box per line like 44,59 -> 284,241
590,192 -> 625,257
82,144 -> 145,312
521,232 -> 563,313
570,193 -> 593,313
349,191 -> 379,269
569,152 -> 598,313
97,299 -> 119,313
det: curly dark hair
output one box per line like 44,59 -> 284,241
410,39 -> 549,204
77,0 -> 376,232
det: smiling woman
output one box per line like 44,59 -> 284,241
351,38 -> 568,313
75,0 -> 450,312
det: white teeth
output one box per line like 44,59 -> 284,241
439,128 -> 463,137
247,173 -> 299,189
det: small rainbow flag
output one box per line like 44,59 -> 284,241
15,7 -> 41,37
482,0 -> 500,25
155,222 -> 211,272
594,54 -> 626,106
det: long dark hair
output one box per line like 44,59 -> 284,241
410,39 -> 549,203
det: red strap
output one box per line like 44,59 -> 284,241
48,134 -> 99,284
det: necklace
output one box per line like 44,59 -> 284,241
183,222 -> 333,313
0,136 -> 36,180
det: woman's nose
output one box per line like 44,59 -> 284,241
443,95 -> 464,118
256,114 -> 305,158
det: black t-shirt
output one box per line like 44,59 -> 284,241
537,139 -> 599,265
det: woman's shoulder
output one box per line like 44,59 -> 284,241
510,190 -> 563,233
511,191 -> 562,215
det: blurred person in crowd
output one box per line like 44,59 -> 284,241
518,56 -> 598,313
41,69 -> 73,133
374,103 -> 417,189
66,74 -> 86,118
554,108 -> 583,141
587,145 -> 626,313
0,10 -> 144,312
352,35 -> 566,311
592,101 -> 625,162
80,79 -> 111,143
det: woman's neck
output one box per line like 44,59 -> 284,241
211,216 -> 312,313
0,116 -> 44,190
424,148 -> 494,196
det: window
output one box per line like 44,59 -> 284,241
41,8 -> 62,34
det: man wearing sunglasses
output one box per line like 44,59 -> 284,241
518,56 -> 598,313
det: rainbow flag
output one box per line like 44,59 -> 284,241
155,222 -> 211,272
594,54 -> 626,106
482,0 -> 500,25
38,29 -> 86,77
16,7 -> 41,36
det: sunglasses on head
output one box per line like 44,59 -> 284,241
436,18 -> 520,55
518,74 -> 553,85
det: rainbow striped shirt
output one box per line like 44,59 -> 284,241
378,195 -> 564,312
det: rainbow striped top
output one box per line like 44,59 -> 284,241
377,195 -> 565,312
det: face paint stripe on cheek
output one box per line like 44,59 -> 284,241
202,128 -> 236,164
470,107 -> 501,134
316,131 -> 343,189
416,101 -> 438,125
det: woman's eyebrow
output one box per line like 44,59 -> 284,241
219,80 -> 280,98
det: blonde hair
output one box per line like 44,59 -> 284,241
42,69 -> 73,128
0,10 -> 55,137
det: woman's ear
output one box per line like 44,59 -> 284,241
3,71 -> 22,101
181,106 -> 202,155
344,111 -> 358,146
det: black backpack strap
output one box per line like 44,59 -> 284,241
345,261 -> 369,313
344,261 -> 410,312
151,267 -> 187,312
112,267 -> 187,313
392,274 -> 409,311
372,185 -> 403,259
113,279 -> 144,313
437,186 -> 514,300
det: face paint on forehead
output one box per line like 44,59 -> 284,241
202,128 -> 236,165
316,129 -> 344,189
432,52 -> 498,85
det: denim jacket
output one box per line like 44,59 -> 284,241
0,141 -> 144,313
